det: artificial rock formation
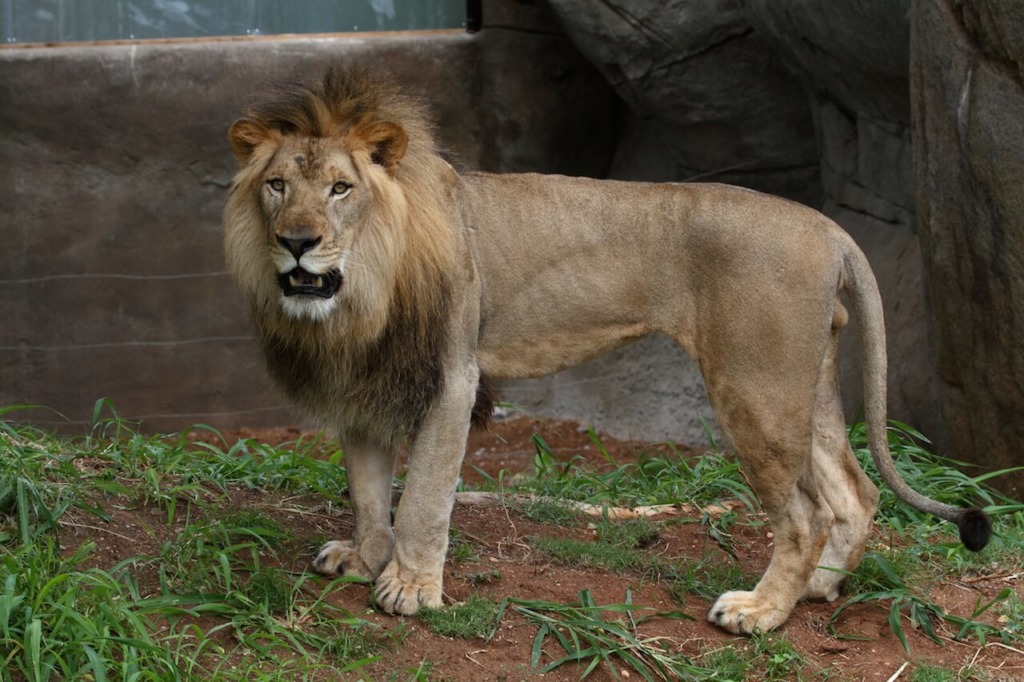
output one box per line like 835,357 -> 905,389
536,0 -> 947,447
912,0 -> 1024,490
546,0 -> 820,201
538,0 -> 1024,479
742,0 -> 945,444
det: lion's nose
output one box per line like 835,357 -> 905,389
277,235 -> 321,260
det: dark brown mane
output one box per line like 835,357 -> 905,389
257,277 -> 453,447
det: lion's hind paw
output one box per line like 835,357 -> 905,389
708,590 -> 791,635
312,540 -> 373,579
373,564 -> 442,616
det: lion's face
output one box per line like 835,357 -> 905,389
226,117 -> 410,327
257,137 -> 370,321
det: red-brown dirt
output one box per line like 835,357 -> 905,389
56,417 -> 1024,681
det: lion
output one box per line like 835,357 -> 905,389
223,64 -> 990,635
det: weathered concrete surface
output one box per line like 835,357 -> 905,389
911,0 -> 1024,490
499,335 -> 714,445
0,18 -> 616,431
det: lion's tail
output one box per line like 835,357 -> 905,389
842,245 -> 991,552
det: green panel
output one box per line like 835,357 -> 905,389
1,0 -> 466,43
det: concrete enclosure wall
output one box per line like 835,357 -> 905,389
0,4 -> 618,432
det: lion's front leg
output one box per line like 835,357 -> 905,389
313,443 -> 397,580
373,368 -> 478,615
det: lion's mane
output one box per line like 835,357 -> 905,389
223,66 -> 481,446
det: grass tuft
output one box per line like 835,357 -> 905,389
514,430 -> 758,512
0,403 -> 388,679
530,516 -> 665,574
418,593 -> 499,639
491,589 -> 695,681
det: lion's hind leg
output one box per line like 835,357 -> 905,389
707,452 -> 834,633
697,341 -> 835,634
802,433 -> 877,602
803,329 -> 879,602
313,443 -> 397,580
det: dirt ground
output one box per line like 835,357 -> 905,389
59,416 -> 1023,681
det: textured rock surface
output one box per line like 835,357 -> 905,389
531,0 -> 948,446
911,0 -> 1024,488
546,0 -> 820,201
504,0 -> 819,445
745,0 -> 913,122
743,0 -> 945,442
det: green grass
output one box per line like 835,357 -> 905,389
0,531 -> 390,680
513,429 -> 758,511
529,516 -> 664,574
418,593 -> 498,639
157,510 -> 290,594
748,631 -> 808,681
997,591 -> 1024,639
1,401 -> 1022,679
909,661 -> 984,682
446,528 -> 480,564
836,421 -> 1024,653
515,497 -> 585,525
491,589 -> 696,681
0,539 -> 190,680
0,402 -> 391,680
697,632 -> 812,682
830,548 -> 1016,652
849,421 -> 1024,544
664,552 -> 757,604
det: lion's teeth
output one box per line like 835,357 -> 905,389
289,274 -> 300,288
314,276 -> 324,288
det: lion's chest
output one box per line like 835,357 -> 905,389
258,314 -> 447,445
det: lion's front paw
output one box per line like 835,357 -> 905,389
373,562 -> 443,615
312,540 -> 373,579
708,590 -> 791,635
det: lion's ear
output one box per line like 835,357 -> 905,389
358,121 -> 408,175
228,118 -> 270,163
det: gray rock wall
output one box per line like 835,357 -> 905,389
911,0 -> 1024,490
743,0 -> 945,443
520,0 -> 947,448
546,0 -> 821,201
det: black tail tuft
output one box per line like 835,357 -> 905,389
957,508 -> 992,552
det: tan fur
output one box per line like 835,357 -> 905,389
224,65 -> 988,632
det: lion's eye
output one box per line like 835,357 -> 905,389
267,178 -> 285,192
331,181 -> 353,197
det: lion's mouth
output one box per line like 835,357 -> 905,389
278,267 -> 342,299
